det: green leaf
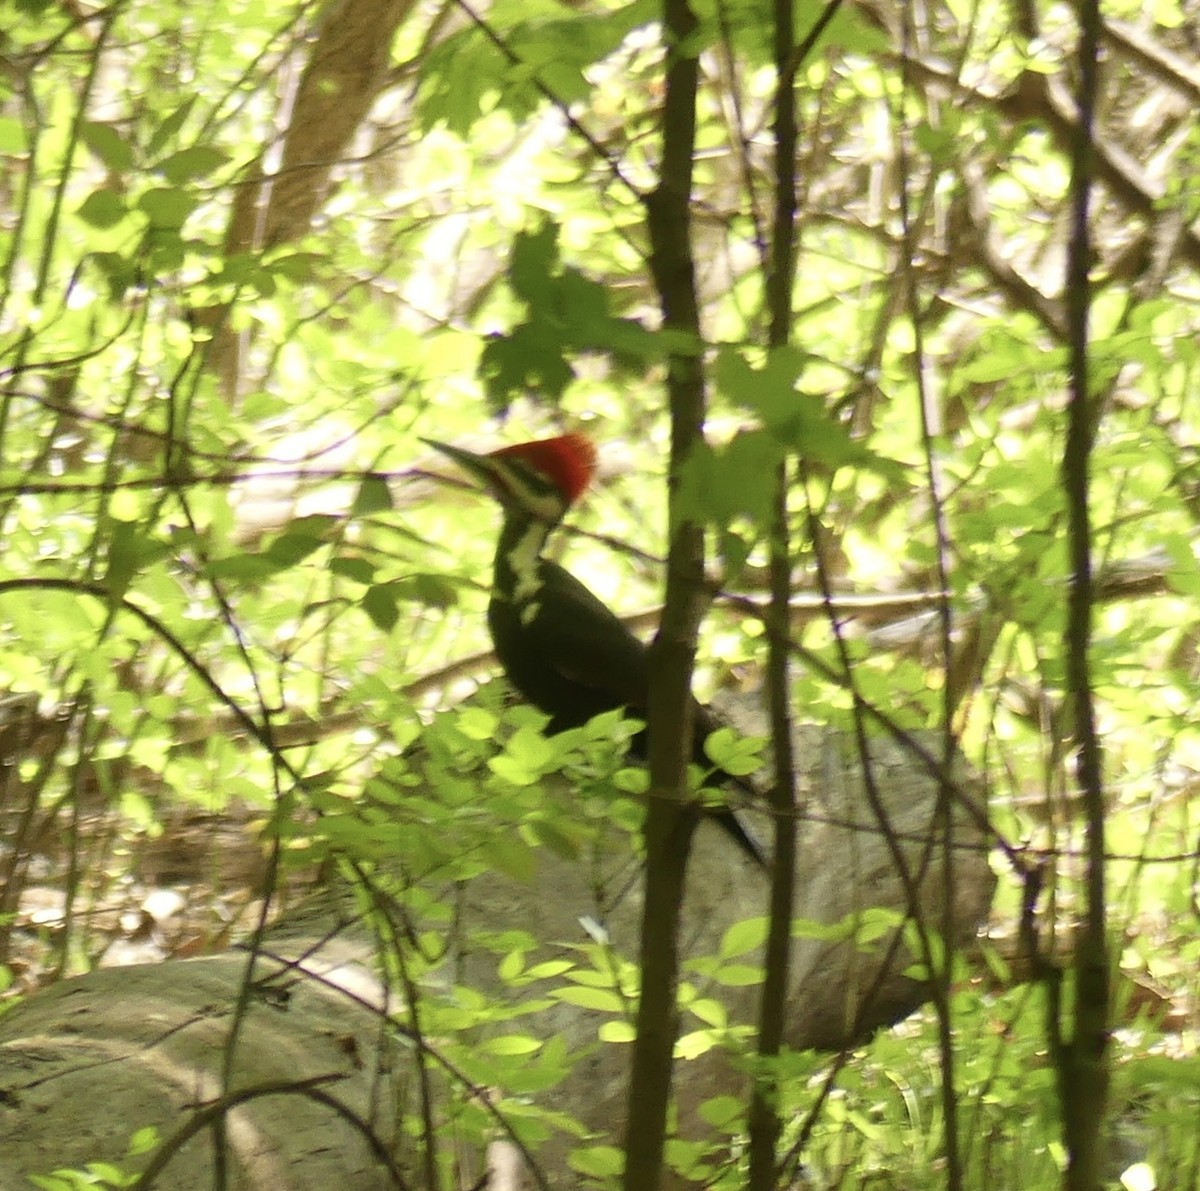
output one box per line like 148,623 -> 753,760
265,518 -> 333,566
612,766 -> 648,794
361,583 -> 399,632
815,4 -> 890,53
598,1019 -> 635,1042
510,221 -> 560,302
487,734 -> 552,792
481,832 -> 537,880
527,816 -> 582,859
480,217 -> 660,408
957,351 -> 1029,384
686,997 -> 727,1028
415,26 -> 505,136
717,527 -> 753,580
710,962 -> 764,987
90,251 -> 138,299
81,121 -> 134,172
677,432 -> 783,528
145,234 -> 185,273
137,187 -> 198,230
497,949 -> 525,982
127,1127 -> 160,1157
714,344 -> 906,478
524,959 -> 574,980
85,1161 -> 128,1185
715,343 -> 807,426
77,189 -> 128,229
698,1094 -> 745,1130
551,985 -> 624,1012
330,555 -> 376,584
351,474 -> 394,516
1125,1054 -> 1200,1091
146,97 -> 196,156
105,523 -> 166,598
555,261 -> 605,322
239,391 -> 289,420
507,724 -> 556,768
214,251 -> 260,287
206,553 -> 279,583
568,1146 -> 624,1178
393,573 -> 458,609
914,118 -> 959,160
675,1028 -> 718,1059
482,1033 -> 542,1056
777,397 -> 906,477
718,915 -> 768,959
360,573 -> 458,630
703,726 -> 763,776
457,706 -> 498,740
266,251 -> 324,281
155,144 -> 229,184
480,323 -> 573,407
418,1 -> 655,135
1164,533 -> 1200,596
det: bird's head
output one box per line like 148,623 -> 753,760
424,433 -> 597,525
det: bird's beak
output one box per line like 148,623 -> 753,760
422,437 -> 566,523
422,438 -> 500,491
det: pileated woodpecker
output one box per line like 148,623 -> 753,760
424,432 -> 765,866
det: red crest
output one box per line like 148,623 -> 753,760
491,433 -> 596,504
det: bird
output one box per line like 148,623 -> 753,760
423,431 -> 765,867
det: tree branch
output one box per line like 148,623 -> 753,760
621,0 -> 706,1185
1059,0 -> 1110,1185
746,0 -> 807,1183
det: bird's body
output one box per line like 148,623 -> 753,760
427,433 -> 765,866
491,553 -> 648,732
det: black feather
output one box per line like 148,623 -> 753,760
490,557 -> 766,866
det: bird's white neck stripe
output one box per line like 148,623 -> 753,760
508,521 -> 547,606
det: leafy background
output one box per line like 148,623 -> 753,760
1,0 -> 1198,1187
